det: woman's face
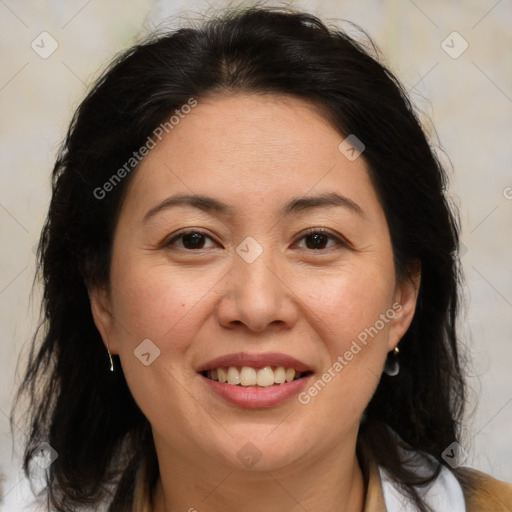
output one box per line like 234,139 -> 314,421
91,93 -> 419,472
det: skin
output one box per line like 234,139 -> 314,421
90,93 -> 421,512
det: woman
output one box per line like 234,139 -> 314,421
13,5 -> 512,512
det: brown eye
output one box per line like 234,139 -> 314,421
166,230 -> 216,250
295,229 -> 345,251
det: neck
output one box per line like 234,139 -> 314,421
152,435 -> 365,512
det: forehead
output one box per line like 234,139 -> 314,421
172,92 -> 339,158
119,93 -> 380,223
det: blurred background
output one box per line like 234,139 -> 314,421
1,0 -> 511,508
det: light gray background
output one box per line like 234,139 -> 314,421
1,0 -> 511,508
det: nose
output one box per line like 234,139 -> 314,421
215,243 -> 298,334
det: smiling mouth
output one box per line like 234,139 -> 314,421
201,366 -> 313,387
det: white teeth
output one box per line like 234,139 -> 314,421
204,365 -> 306,386
256,366 -> 274,387
274,366 -> 286,384
240,366 -> 257,386
227,366 -> 240,385
217,367 -> 227,383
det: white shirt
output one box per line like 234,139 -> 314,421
380,458 -> 466,511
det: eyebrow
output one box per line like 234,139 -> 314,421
142,192 -> 366,223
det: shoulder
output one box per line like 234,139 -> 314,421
453,466 -> 512,512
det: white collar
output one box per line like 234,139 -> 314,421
379,461 -> 466,512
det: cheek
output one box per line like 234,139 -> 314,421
109,258 -> 218,423
295,289 -> 390,425
292,260 -> 396,418
109,254 -> 226,356
296,260 -> 396,349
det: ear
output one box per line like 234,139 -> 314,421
88,285 -> 119,354
387,260 -> 421,351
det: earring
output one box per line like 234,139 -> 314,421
107,342 -> 114,372
383,345 -> 399,376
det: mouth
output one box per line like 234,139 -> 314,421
196,351 -> 314,391
201,366 -> 314,387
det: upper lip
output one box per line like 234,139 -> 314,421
197,352 -> 312,373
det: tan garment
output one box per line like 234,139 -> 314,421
129,451 -> 512,512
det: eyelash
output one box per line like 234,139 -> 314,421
164,228 -> 347,252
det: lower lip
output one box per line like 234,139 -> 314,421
200,373 -> 313,408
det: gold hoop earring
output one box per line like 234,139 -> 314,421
107,343 -> 114,372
